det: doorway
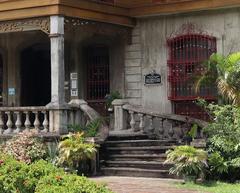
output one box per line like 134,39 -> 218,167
20,43 -> 51,106
85,45 -> 110,115
0,54 -> 3,106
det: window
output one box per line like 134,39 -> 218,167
167,34 -> 217,120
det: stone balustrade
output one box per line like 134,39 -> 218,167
0,107 -> 50,134
112,99 -> 208,141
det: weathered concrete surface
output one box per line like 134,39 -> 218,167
92,176 -> 199,193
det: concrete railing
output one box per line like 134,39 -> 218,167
0,100 -> 109,141
112,99 -> 208,140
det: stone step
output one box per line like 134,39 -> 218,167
105,146 -> 174,154
104,139 -> 178,147
107,133 -> 149,141
103,160 -> 172,170
101,167 -> 174,178
107,154 -> 167,161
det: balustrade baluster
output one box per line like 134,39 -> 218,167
4,111 -> 13,134
42,111 -> 49,133
129,111 -> 136,131
158,119 -> 164,139
14,111 -> 22,133
147,115 -> 154,133
0,112 -> 3,134
138,113 -> 144,133
33,111 -> 40,132
24,111 -> 31,132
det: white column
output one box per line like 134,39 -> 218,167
49,16 -> 65,106
48,16 -> 68,134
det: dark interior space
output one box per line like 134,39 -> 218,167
21,43 -> 51,106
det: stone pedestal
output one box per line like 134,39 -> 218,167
112,99 -> 128,131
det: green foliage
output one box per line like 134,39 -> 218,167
105,91 -> 122,109
0,130 -> 47,164
199,101 -> 240,181
188,124 -> 198,140
208,152 -> 228,180
57,132 -> 97,171
0,154 -> 112,193
165,145 -> 208,179
194,52 -> 240,105
35,173 -> 113,193
68,118 -> 102,137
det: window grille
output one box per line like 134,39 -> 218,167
167,34 -> 217,119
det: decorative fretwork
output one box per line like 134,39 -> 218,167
0,17 -> 50,34
64,17 -> 132,44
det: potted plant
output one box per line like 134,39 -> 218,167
164,145 -> 208,182
57,132 -> 97,175
105,91 -> 122,112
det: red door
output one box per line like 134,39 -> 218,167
86,46 -> 110,115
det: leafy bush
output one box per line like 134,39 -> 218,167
1,130 -> 47,164
57,132 -> 97,173
199,102 -> 240,181
35,173 -> 113,193
68,118 -> 102,137
0,154 -> 112,193
165,145 -> 208,180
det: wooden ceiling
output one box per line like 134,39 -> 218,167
0,0 -> 240,27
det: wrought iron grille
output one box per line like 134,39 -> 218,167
0,55 -> 2,106
167,34 -> 217,120
86,46 -> 110,115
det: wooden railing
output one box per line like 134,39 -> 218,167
112,99 -> 208,140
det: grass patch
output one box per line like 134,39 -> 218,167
175,181 -> 240,193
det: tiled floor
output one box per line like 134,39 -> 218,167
92,176 -> 199,193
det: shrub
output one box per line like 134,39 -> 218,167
201,103 -> 240,181
68,118 -> 102,137
57,132 -> 97,174
1,130 -> 47,164
165,146 -> 208,181
35,173 -> 113,193
0,154 -> 111,193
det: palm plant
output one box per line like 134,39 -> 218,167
194,52 -> 240,106
57,132 -> 97,171
164,146 -> 208,180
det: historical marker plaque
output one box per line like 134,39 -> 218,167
145,72 -> 161,85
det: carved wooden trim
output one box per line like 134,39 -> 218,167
0,17 -> 50,34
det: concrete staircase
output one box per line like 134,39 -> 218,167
99,133 -> 180,178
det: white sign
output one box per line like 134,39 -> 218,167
70,73 -> 78,97
8,88 -> 15,96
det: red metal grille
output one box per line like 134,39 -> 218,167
86,46 -> 110,115
167,34 -> 217,120
0,54 -> 3,106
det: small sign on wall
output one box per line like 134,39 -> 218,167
8,88 -> 16,96
70,73 -> 78,97
144,70 -> 161,85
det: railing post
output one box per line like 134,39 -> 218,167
0,111 -> 3,134
42,111 -> 49,133
14,111 -> 22,133
24,111 -> 31,132
4,111 -> 13,134
138,113 -> 144,133
112,99 -> 128,131
33,111 -> 40,133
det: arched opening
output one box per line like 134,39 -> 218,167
84,45 -> 110,115
20,43 -> 51,106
